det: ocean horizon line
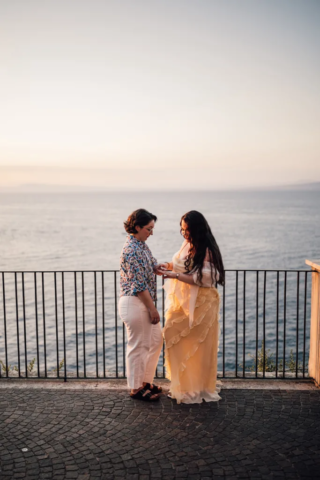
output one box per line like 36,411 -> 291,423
0,181 -> 320,193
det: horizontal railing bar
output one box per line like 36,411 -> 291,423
226,270 -> 312,273
216,377 -> 312,381
0,377 -> 127,381
0,270 -> 121,273
0,269 -> 313,273
0,375 -> 312,381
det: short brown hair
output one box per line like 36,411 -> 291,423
124,209 -> 157,234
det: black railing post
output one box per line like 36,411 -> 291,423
54,272 -> 59,378
235,271 -> 238,378
82,271 -> 86,378
114,271 -> 118,378
2,273 -> 8,378
62,272 -> 67,382
303,272 -> 307,378
263,271 -> 266,378
243,271 -> 246,378
283,271 -> 287,378
22,272 -> 27,377
102,272 -> 106,378
42,272 -> 47,378
255,271 -> 259,378
74,272 -> 79,378
162,275 -> 165,378
296,272 -> 300,378
276,271 -> 279,378
94,272 -> 98,378
155,275 -> 158,378
34,272 -> 40,377
123,322 -> 126,378
255,270 -> 259,378
222,276 -> 225,378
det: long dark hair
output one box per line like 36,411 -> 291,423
181,211 -> 225,286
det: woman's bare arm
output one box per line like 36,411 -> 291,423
162,271 -> 196,285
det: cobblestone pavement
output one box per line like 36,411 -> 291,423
1,388 -> 320,479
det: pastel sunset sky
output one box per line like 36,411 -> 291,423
1,0 -> 319,190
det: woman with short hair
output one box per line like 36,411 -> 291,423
119,208 -> 165,401
162,210 -> 224,404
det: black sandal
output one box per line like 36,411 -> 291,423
144,382 -> 163,394
130,387 -> 160,402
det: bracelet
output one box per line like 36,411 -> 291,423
176,273 -> 180,279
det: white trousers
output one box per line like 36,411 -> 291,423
119,296 -> 163,389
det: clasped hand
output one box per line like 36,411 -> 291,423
153,263 -> 169,276
154,264 -> 177,280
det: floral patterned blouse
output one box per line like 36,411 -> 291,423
120,235 -> 157,301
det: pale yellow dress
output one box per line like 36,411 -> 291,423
163,241 -> 221,404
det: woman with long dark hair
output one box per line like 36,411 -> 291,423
161,211 -> 224,404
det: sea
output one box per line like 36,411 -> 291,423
0,190 -> 319,377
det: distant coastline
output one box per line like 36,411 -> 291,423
274,181 -> 320,191
1,181 -> 320,193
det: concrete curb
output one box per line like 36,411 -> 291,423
0,378 -> 318,390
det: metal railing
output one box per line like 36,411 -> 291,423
0,269 -> 314,380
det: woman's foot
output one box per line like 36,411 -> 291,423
143,382 -> 163,394
130,386 -> 160,402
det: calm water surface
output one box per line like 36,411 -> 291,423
0,190 -> 319,376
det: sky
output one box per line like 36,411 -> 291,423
0,0 -> 320,190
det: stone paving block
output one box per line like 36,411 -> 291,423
1,388 -> 320,479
